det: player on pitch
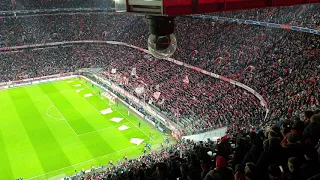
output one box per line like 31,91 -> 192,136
149,131 -> 153,139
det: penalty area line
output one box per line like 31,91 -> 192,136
45,95 -> 78,136
80,81 -> 153,141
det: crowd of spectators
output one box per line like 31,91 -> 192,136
0,7 -> 319,180
0,0 -> 114,11
68,110 -> 320,180
290,4 -> 320,30
0,44 -> 266,135
211,4 -> 320,29
211,5 -> 301,25
0,13 -> 319,133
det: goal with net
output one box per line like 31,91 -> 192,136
102,92 -> 117,106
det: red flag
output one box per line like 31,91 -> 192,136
273,77 -> 283,85
153,92 -> 161,100
11,0 -> 16,6
79,17 -> 83,31
245,65 -> 255,71
183,76 -> 189,84
190,50 -> 198,57
213,57 -> 225,65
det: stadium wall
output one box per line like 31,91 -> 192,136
182,127 -> 227,142
0,73 -> 76,88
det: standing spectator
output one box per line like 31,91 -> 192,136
283,157 -> 302,180
303,114 -> 320,147
268,164 -> 282,180
215,156 -> 234,180
300,148 -> 320,179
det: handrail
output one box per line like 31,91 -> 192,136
189,14 -> 320,35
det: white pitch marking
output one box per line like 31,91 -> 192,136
118,125 -> 130,131
82,95 -> 105,114
110,117 -> 124,123
45,95 -> 78,136
46,105 -> 65,121
77,125 -> 118,136
84,93 -> 92,98
130,138 -> 144,145
76,88 -> 84,93
80,81 -> 153,141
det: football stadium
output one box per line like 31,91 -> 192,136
0,0 -> 320,180
0,77 -> 166,179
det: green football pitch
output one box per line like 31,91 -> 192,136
0,78 -> 166,180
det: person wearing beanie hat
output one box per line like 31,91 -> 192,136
215,156 -> 234,180
216,156 -> 227,170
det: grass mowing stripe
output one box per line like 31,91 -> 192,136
8,88 -> 72,173
1,89 -> 46,179
25,85 -> 97,179
0,130 -> 14,179
43,82 -> 118,158
0,78 -> 168,179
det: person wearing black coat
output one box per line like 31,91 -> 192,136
255,138 -> 286,180
232,138 -> 249,168
242,137 -> 263,165
282,133 -> 304,161
283,157 -> 302,180
300,148 -> 320,180
303,114 -> 320,147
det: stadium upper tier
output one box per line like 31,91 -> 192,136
0,13 -> 319,134
0,0 -> 115,11
211,4 -> 320,30
0,6 -> 319,180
